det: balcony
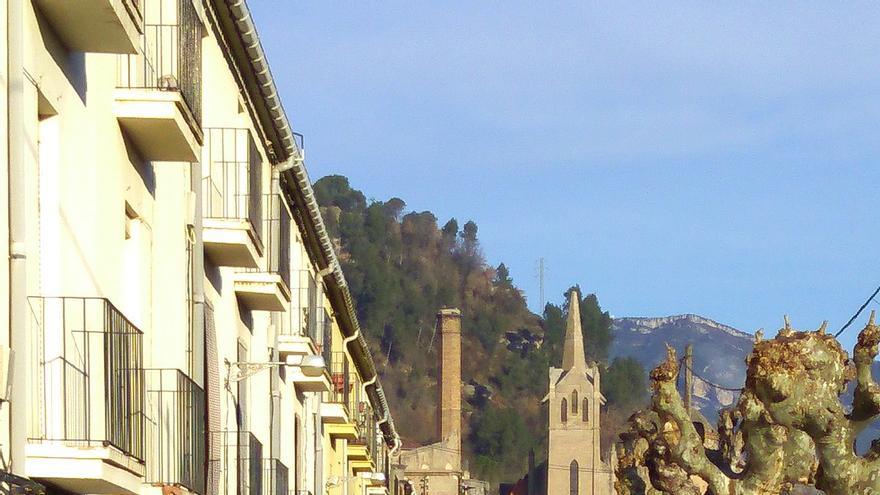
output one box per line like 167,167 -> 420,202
201,128 -> 264,269
210,432 -> 262,495
278,271 -> 319,354
320,353 -> 350,423
233,194 -> 291,311
144,369 -> 206,495
35,0 -> 142,53
26,297 -> 145,495
261,459 -> 288,495
115,0 -> 202,162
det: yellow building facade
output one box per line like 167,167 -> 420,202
0,2 -> 400,495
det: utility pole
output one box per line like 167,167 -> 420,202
684,345 -> 694,413
537,258 -> 546,312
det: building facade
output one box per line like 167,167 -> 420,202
0,2 -> 400,495
508,291 -> 615,495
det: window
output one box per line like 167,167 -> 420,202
583,398 -> 589,422
572,390 -> 579,414
570,460 -> 579,495
561,398 -> 568,423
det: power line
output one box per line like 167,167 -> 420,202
835,284 -> 880,338
679,358 -> 745,393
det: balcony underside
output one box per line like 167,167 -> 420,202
365,487 -> 389,495
203,219 -> 261,268
289,368 -> 331,393
320,403 -> 350,425
26,443 -> 144,495
35,0 -> 141,53
326,422 -> 358,441
233,272 -> 290,311
278,334 -> 319,359
347,444 -> 369,461
114,89 -> 202,162
350,460 -> 374,474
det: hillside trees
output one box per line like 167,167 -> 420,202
314,175 -> 647,484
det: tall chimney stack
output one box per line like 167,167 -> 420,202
436,308 -> 462,467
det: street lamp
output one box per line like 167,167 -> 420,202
225,354 -> 326,385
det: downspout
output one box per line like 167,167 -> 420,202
7,0 -> 26,475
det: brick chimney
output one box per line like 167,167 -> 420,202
436,308 -> 462,467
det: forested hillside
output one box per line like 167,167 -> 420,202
313,175 -> 646,483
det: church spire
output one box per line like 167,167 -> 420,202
562,289 -> 588,370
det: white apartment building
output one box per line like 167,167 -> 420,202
0,2 -> 401,495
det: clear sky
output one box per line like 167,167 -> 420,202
248,1 -> 880,350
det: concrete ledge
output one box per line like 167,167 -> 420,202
232,271 -> 290,311
320,402 -> 350,425
35,0 -> 142,53
114,89 -> 202,162
203,218 -> 262,268
347,444 -> 369,461
278,333 -> 319,358
26,443 -> 145,495
326,422 -> 358,441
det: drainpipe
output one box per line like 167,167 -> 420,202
191,163 -> 206,387
7,0 -> 26,475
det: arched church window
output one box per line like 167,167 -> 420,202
583,398 -> 589,422
561,398 -> 568,423
572,390 -> 578,414
570,460 -> 579,495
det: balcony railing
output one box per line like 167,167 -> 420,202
202,128 -> 263,243
144,369 -> 206,494
27,296 -> 145,461
261,459 -> 289,495
356,402 -> 377,457
324,352 -> 350,408
320,309 -> 332,369
116,0 -> 202,124
285,270 -> 319,342
245,194 -> 290,288
210,431 -> 263,495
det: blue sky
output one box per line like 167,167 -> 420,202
249,1 -> 880,349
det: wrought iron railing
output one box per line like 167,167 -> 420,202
356,402 -> 377,457
246,194 -> 290,289
286,270 -> 320,343
320,309 -> 332,368
27,296 -> 145,461
116,0 -> 202,124
210,431 -> 263,495
144,369 -> 206,494
324,352 -> 350,408
201,128 -> 263,244
261,458 -> 289,495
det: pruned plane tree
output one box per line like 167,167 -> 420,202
615,311 -> 880,495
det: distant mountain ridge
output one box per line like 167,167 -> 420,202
611,314 -> 754,417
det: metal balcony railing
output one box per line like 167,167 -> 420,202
320,309 -> 332,369
210,431 -> 263,495
116,0 -> 202,124
356,402 -> 378,458
261,459 -> 289,495
202,128 -> 263,244
245,194 -> 290,289
27,297 -> 145,461
285,270 -> 320,343
144,369 -> 206,494
324,352 -> 350,408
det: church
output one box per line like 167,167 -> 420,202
506,290 -> 616,495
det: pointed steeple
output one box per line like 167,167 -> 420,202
562,289 -> 588,370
